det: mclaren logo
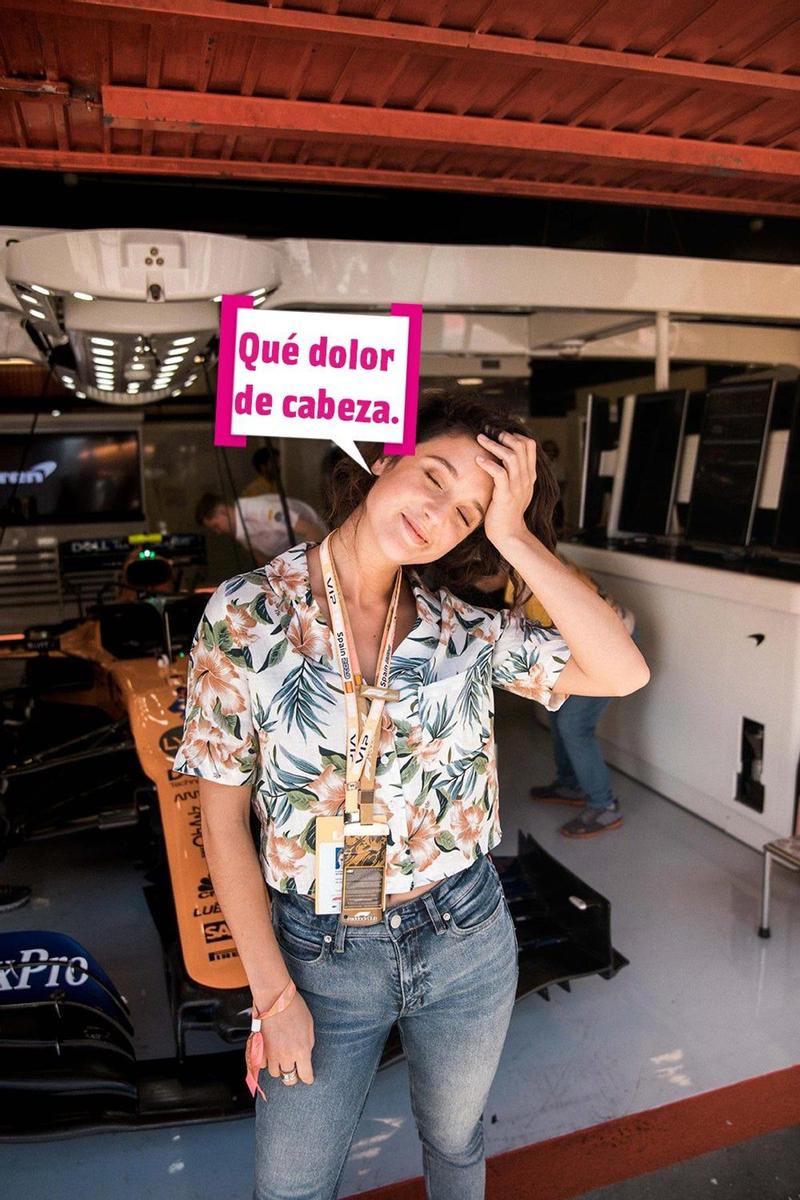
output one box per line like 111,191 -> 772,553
0,460 -> 57,486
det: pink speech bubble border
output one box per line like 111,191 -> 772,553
214,293 -> 253,448
382,302 -> 422,457
214,297 -> 422,455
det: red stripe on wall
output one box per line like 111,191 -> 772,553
345,1064 -> 800,1200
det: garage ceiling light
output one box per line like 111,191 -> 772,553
5,228 -> 279,406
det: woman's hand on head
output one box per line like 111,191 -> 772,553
475,431 -> 538,549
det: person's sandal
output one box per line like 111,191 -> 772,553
560,803 -> 624,838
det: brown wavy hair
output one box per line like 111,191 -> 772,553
326,393 -> 560,606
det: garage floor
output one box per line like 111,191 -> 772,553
1,689 -> 799,1198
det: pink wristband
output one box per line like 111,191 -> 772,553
245,978 -> 297,1102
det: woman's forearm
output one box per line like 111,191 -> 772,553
203,820 -> 293,1011
498,530 -> 649,694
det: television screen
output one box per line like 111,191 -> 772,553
0,431 -> 143,526
685,381 -> 774,547
618,390 -> 688,537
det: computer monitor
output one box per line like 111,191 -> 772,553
773,380 -> 800,554
0,431 -> 144,526
685,380 -> 774,547
617,390 -> 688,538
578,394 -> 618,537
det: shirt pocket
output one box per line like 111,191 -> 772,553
417,665 -> 489,737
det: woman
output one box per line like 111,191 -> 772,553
173,395 -> 649,1200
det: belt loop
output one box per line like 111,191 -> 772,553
421,890 -> 447,935
333,917 -> 348,953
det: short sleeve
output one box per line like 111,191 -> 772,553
172,582 -> 259,786
490,607 -> 572,712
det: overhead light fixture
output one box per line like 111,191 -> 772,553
457,377 -> 484,386
6,229 -> 279,405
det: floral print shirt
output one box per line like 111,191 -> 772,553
173,543 -> 572,897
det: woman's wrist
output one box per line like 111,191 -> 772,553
251,974 -> 294,1014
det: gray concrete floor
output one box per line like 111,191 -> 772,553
1,689 -> 798,1197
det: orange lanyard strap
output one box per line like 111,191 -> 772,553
319,533 -> 401,822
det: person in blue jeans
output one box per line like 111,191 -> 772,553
522,559 -> 641,838
470,555 -> 639,839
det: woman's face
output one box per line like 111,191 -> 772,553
363,432 -> 496,565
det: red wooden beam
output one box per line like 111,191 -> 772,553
0,75 -> 70,101
6,0 -> 800,100
100,86 -> 800,182
0,146 -> 797,218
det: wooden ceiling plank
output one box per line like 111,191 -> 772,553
7,98 -> 28,147
372,52 -> 409,108
197,33 -> 218,93
0,75 -> 71,100
424,0 -> 450,30
2,145 -> 798,216
650,0 -> 721,58
566,76 -> 625,126
564,0 -> 614,46
6,1 -> 800,101
329,48 -> 359,104
472,0 -> 505,36
491,68 -> 543,120
697,97 -> 771,142
98,24 -> 111,151
412,57 -> 459,112
733,16 -> 800,68
100,85 -> 800,182
287,42 -> 315,102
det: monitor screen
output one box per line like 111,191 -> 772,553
579,394 -> 617,533
618,390 -> 688,537
685,382 -> 773,547
773,381 -> 800,554
0,431 -> 143,526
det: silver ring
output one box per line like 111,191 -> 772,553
280,1067 -> 299,1085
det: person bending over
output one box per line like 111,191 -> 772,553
196,491 -> 327,566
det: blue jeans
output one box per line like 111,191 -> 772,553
255,853 -> 519,1200
548,625 -> 642,811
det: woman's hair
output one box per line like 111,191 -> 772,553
326,393 -> 560,606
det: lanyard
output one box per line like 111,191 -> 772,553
319,533 -> 401,822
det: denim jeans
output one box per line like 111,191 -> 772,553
254,852 -> 519,1200
548,624 -> 642,811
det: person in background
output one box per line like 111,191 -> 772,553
242,444 -> 281,498
508,555 -> 640,838
196,492 -> 327,566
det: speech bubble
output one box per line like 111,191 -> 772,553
215,301 -> 422,471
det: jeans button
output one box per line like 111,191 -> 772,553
389,914 -> 402,929
442,912 -> 451,922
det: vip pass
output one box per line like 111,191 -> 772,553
316,533 -> 401,924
